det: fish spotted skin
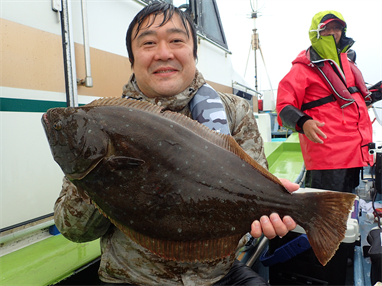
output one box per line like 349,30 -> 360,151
42,97 -> 356,265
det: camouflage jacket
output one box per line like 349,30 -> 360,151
54,70 -> 268,285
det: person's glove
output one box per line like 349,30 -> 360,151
368,80 -> 382,104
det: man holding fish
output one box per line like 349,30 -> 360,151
48,3 -> 348,286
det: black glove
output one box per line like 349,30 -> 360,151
368,80 -> 382,92
372,91 -> 382,103
368,80 -> 382,105
214,260 -> 269,286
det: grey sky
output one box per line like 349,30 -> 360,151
218,0 -> 382,91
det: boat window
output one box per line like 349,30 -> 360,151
141,0 -> 228,50
196,0 -> 227,48
172,0 -> 191,13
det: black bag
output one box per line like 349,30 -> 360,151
367,227 -> 382,285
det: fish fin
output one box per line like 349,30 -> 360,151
105,155 -> 145,170
297,191 -> 356,266
86,97 -> 163,114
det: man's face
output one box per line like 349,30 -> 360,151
320,21 -> 343,44
130,13 -> 196,98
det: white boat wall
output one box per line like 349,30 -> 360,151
370,102 -> 382,144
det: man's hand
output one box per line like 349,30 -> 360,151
250,178 -> 299,239
302,119 -> 327,144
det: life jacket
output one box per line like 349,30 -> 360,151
301,50 -> 372,111
123,83 -> 231,135
189,83 -> 231,135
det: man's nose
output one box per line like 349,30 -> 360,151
154,41 -> 174,61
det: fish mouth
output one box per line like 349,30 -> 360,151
42,113 -> 49,127
41,111 -> 95,180
41,113 -> 56,145
42,113 -> 50,131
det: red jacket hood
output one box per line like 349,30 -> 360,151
292,50 -> 311,66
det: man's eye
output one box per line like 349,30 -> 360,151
330,26 -> 342,30
323,25 -> 343,32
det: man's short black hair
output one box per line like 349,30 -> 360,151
126,2 -> 198,67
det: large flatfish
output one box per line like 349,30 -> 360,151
41,97 -> 356,266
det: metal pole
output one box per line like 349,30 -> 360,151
245,237 -> 269,267
254,32 -> 258,92
60,0 -> 78,107
251,0 -> 259,92
80,0 -> 93,87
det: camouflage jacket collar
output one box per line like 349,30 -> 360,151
122,70 -> 206,115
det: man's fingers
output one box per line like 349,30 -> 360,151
250,214 -> 297,239
250,220 -> 262,238
309,130 -> 324,143
314,126 -> 327,140
303,120 -> 326,143
283,215 -> 297,231
269,213 -> 288,237
316,121 -> 325,127
259,215 -> 277,239
279,178 -> 299,193
313,121 -> 327,141
306,131 -> 322,144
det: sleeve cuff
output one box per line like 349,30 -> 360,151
297,115 -> 313,131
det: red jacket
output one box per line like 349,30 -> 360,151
277,49 -> 373,170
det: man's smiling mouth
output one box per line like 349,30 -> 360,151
155,70 -> 176,74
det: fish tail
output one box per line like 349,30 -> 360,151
297,191 -> 356,266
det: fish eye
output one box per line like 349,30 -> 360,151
53,121 -> 62,131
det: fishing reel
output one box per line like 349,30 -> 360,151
368,143 -> 382,194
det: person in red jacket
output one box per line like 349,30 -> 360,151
277,10 -> 382,193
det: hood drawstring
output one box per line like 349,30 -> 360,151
310,23 -> 326,39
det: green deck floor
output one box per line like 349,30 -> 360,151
268,150 -> 304,182
264,133 -> 303,183
0,235 -> 100,286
